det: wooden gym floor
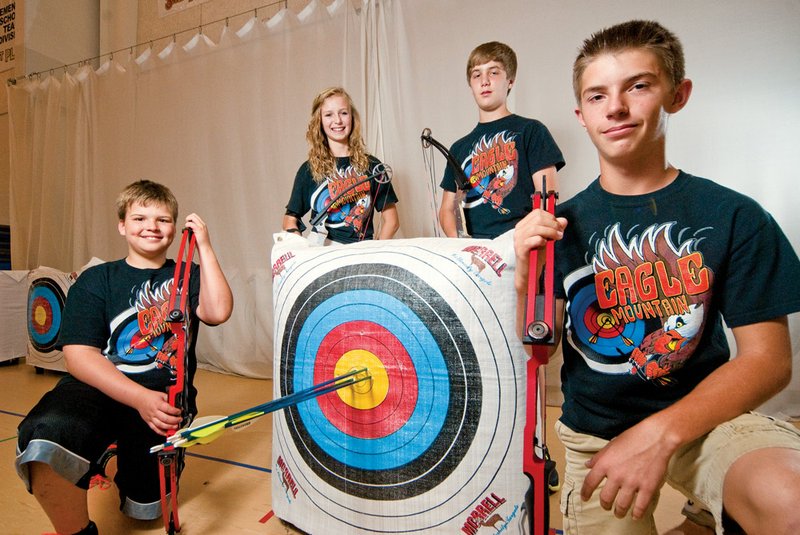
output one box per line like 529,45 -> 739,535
1,361 -> 693,535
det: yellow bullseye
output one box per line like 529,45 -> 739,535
334,350 -> 388,410
34,305 -> 47,327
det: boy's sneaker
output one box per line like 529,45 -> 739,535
89,443 -> 117,490
42,520 -> 98,535
97,442 -> 117,477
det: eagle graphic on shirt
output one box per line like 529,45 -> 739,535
567,222 -> 714,385
461,131 -> 518,215
311,164 -> 373,234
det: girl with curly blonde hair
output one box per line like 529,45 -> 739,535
283,87 -> 399,244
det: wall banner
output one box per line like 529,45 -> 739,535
158,0 -> 211,18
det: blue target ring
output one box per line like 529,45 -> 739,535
571,285 -> 645,358
27,278 -> 66,353
294,291 -> 448,470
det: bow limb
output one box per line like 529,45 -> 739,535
420,129 -> 471,238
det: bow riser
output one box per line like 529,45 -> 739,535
158,228 -> 196,534
522,181 -> 557,535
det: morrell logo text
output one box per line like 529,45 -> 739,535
461,492 -> 508,534
276,455 -> 298,499
462,245 -> 507,277
272,251 -> 295,279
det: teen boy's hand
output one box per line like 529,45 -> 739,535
134,388 -> 184,436
581,417 -> 674,520
183,213 -> 210,248
513,208 -> 567,294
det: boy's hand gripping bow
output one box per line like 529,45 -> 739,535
522,178 -> 557,535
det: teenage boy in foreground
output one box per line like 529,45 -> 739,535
514,20 -> 800,535
16,180 -> 234,535
438,41 -> 564,239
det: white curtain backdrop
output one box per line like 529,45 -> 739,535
8,0 -> 800,413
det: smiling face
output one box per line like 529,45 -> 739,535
575,48 -> 691,174
320,94 -> 352,152
469,60 -> 513,120
118,200 -> 176,267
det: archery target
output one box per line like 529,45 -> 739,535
272,235 -> 529,533
27,277 -> 65,353
25,261 -> 104,371
26,267 -> 76,369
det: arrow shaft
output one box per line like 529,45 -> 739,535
151,368 -> 369,452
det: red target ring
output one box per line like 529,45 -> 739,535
30,296 -> 54,334
314,321 -> 417,439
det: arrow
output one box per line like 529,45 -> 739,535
151,367 -> 371,453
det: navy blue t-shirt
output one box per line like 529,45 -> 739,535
58,259 -> 201,412
440,114 -> 564,238
286,155 -> 398,244
554,172 -> 800,439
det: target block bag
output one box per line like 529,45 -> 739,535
271,232 -> 531,534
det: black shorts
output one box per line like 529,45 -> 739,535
15,376 -> 188,519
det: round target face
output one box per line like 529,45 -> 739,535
273,246 -> 523,533
282,269 -> 480,498
571,285 -> 645,358
27,278 -> 67,353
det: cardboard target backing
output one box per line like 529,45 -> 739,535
0,270 -> 29,362
271,232 -> 530,534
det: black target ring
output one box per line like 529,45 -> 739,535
280,263 -> 482,501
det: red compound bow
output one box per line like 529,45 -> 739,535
522,178 -> 557,535
158,227 -> 196,534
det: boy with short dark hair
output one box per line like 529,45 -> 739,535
438,41 -> 565,239
514,20 -> 800,534
16,180 -> 234,535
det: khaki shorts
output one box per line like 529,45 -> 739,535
555,413 -> 800,535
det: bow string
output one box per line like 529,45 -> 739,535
420,128 -> 470,238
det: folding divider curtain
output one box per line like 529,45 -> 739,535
7,0 -> 800,416
8,0 -> 369,377
8,0 -> 531,377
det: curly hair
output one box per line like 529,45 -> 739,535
306,87 -> 370,183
